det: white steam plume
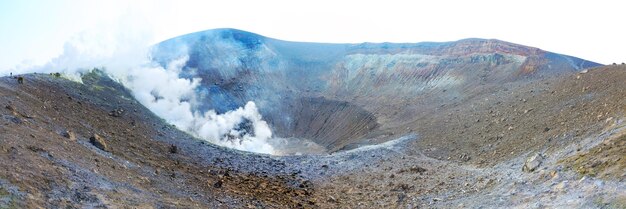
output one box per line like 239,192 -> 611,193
125,56 -> 274,154
2,16 -> 275,154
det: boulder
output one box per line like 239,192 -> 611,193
213,180 -> 223,188
61,130 -> 76,141
108,108 -> 124,117
90,134 -> 108,151
522,153 -> 544,172
169,144 -> 178,154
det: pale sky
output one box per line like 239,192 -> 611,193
1,0 -> 624,70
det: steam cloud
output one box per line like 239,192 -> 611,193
1,19 -> 275,154
125,56 -> 275,154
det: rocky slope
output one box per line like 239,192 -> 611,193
2,66 -> 624,208
1,29 -> 624,208
0,72 -> 314,208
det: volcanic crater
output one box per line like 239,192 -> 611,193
2,29 -> 625,208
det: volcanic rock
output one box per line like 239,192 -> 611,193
522,153 -> 544,172
61,130 -> 76,141
89,134 -> 108,151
